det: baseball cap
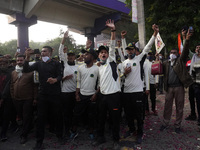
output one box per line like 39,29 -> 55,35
81,48 -> 98,59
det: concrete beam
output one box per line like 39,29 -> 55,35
24,0 -> 45,18
0,0 -> 23,15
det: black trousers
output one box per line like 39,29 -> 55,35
97,92 -> 120,142
146,84 -> 156,111
0,98 -> 17,136
194,85 -> 200,122
189,84 -> 196,116
36,94 -> 63,143
13,99 -> 33,137
72,94 -> 97,130
159,76 -> 163,93
61,92 -> 75,133
124,92 -> 144,136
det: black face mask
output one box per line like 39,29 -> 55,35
68,61 -> 75,66
128,53 -> 135,59
147,56 -> 153,61
35,57 -> 40,61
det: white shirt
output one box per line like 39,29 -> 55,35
77,64 -> 99,96
59,44 -> 78,92
121,35 -> 156,93
99,40 -> 121,95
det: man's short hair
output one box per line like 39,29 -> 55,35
196,44 -> 200,47
170,48 -> 179,53
43,46 -> 53,53
17,55 -> 25,59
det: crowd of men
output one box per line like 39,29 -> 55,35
0,19 -> 199,150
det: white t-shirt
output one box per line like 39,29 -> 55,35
99,40 -> 121,95
121,35 -> 156,93
77,64 -> 99,96
59,44 -> 78,92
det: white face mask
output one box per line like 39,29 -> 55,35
159,56 -> 162,59
170,54 -> 177,61
42,56 -> 50,62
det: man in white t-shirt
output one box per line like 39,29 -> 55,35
92,19 -> 121,150
70,46 -> 99,141
58,31 -> 78,137
121,24 -> 159,144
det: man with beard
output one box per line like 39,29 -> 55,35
0,56 -> 18,141
24,46 -> 63,150
121,24 -> 159,144
70,46 -> 99,141
10,55 -> 37,144
58,31 -> 78,137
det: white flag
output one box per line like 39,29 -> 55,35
155,33 -> 165,53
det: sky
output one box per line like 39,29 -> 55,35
0,14 -> 87,45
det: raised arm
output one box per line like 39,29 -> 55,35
139,24 -> 159,60
24,48 -> 38,72
121,30 -> 128,57
180,29 -> 193,61
59,31 -> 68,62
106,19 -> 116,62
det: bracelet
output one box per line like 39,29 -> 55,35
111,29 -> 116,32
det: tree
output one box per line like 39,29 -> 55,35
125,0 -> 200,53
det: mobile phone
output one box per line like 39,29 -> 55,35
126,63 -> 131,68
189,26 -> 193,33
17,47 -> 20,53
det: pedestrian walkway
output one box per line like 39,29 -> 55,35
0,92 -> 200,150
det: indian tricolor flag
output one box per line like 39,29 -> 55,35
178,33 -> 183,54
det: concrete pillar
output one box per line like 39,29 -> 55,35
8,13 -> 37,54
137,0 -> 146,49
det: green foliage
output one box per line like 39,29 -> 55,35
0,39 -> 17,56
125,0 -> 200,53
0,31 -> 83,57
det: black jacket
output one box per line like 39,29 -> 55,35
23,60 -> 62,95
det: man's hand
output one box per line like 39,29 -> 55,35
124,67 -> 131,75
121,30 -> 127,39
181,29 -> 187,40
64,31 -> 69,38
86,40 -> 92,49
90,94 -> 97,102
152,24 -> 159,37
62,74 -> 73,81
25,48 -> 34,61
186,28 -> 193,40
76,94 -> 81,102
47,77 -> 57,84
105,19 -> 115,30
145,90 -> 150,95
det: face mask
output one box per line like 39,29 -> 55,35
128,53 -> 135,59
42,56 -> 50,62
170,54 -> 177,61
100,59 -> 107,65
68,61 -> 75,66
35,57 -> 40,61
159,56 -> 162,59
147,56 -> 153,61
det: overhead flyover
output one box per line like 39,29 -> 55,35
0,0 -> 131,52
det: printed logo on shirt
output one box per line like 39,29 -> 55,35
74,71 -> 77,74
133,63 -> 136,66
90,74 -> 94,77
